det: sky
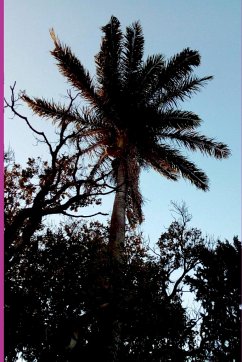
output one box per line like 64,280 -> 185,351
4,0 -> 241,244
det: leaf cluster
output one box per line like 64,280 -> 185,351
5,215 -> 240,361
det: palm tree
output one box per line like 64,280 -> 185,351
22,16 -> 230,263
22,16 -> 230,360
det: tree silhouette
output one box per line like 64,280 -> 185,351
22,16 -> 230,264
5,202 -> 240,361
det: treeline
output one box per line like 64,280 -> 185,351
5,152 -> 240,361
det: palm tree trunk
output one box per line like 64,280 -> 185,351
109,160 -> 126,263
104,160 -> 126,361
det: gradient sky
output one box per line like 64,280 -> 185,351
4,0 -> 241,243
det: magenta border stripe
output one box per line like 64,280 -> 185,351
0,0 -> 4,359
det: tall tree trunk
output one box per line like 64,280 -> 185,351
109,160 -> 126,263
104,160 -> 127,361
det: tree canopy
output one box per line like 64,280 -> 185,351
5,186 -> 241,360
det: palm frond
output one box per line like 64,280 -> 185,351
87,149 -> 109,182
95,16 -> 122,97
174,156 -> 209,191
135,108 -> 202,133
159,130 -> 231,159
153,48 -> 207,104
78,141 -> 104,158
142,145 -> 179,181
162,48 -> 201,82
146,144 -> 208,191
158,110 -> 201,129
160,75 -> 213,107
138,54 -> 165,102
123,21 -> 144,79
22,95 -> 81,124
50,29 -> 97,105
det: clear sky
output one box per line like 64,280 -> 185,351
4,0 -> 241,243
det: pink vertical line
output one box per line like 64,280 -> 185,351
0,0 -> 4,359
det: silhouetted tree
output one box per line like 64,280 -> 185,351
186,237 -> 241,360
4,84 -> 112,263
5,198 -> 240,361
22,16 -> 230,266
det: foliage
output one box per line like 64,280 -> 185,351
5,205 -> 241,361
4,130 -> 110,260
186,237 -> 241,360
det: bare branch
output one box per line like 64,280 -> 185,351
5,83 -> 54,154
62,211 -> 108,218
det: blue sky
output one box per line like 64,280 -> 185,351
4,0 -> 241,242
